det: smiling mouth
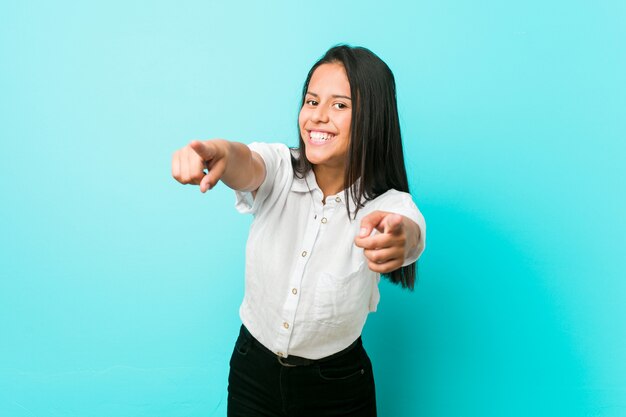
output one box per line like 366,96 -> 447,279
308,131 -> 336,144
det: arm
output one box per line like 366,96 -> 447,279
354,211 -> 422,274
172,139 -> 265,193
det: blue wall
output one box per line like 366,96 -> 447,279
1,1 -> 625,416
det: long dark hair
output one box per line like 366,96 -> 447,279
292,44 -> 418,290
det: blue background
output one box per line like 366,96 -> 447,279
1,1 -> 625,416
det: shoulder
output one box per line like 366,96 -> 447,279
234,142 -> 296,215
366,189 -> 418,212
248,142 -> 292,162
246,142 -> 296,180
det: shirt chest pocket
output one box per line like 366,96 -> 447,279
312,262 -> 373,327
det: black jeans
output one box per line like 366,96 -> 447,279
228,325 -> 377,417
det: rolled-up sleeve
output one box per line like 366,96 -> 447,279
234,142 -> 292,215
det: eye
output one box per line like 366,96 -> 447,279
333,102 -> 348,110
305,99 -> 318,106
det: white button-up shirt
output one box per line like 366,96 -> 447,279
235,143 -> 426,359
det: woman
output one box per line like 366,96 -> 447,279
172,45 -> 426,417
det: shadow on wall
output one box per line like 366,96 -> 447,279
364,201 -> 591,417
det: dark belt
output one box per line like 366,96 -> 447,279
241,325 -> 361,367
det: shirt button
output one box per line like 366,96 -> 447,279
335,196 -> 341,203
321,217 -> 327,224
301,251 -> 307,257
292,288 -> 298,295
283,322 -> 290,329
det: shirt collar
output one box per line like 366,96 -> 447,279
291,170 -> 362,215
291,169 -> 317,193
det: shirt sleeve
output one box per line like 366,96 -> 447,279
373,190 -> 426,266
234,142 -> 292,215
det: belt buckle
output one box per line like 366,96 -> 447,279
277,355 -> 298,367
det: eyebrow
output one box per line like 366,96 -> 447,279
306,91 -> 352,101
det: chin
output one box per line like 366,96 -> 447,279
304,148 -> 324,165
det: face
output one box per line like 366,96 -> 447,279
298,62 -> 352,172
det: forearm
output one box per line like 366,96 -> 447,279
402,216 -> 422,265
220,140 -> 266,192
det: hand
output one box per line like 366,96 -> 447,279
354,211 -> 410,274
172,140 -> 229,193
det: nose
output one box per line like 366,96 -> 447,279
311,104 -> 329,123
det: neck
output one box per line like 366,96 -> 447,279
313,165 -> 345,201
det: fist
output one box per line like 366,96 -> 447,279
172,140 -> 228,193
354,211 -> 408,273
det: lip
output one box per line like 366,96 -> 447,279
308,129 -> 336,135
305,129 -> 338,146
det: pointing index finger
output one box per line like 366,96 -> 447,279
189,140 -> 216,161
384,214 -> 404,234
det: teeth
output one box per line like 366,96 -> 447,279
310,131 -> 334,141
